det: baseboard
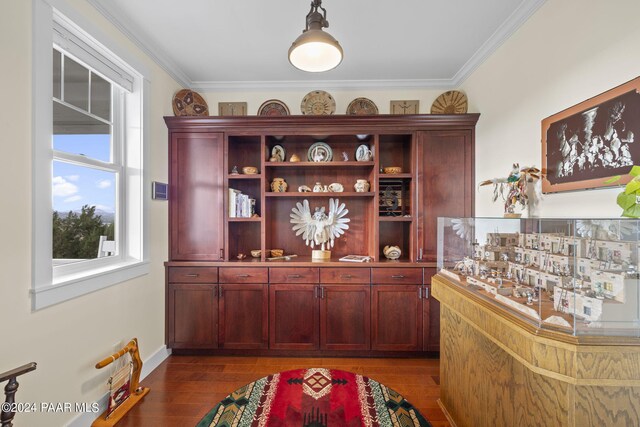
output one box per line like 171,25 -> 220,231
437,398 -> 458,427
66,345 -> 171,427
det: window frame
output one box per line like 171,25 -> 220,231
32,0 -> 149,310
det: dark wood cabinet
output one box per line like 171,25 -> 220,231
417,130 -> 474,262
423,268 -> 440,352
169,132 -> 224,260
165,115 -> 478,354
320,284 -> 371,351
269,284 -> 319,350
219,284 -> 268,349
371,284 -> 423,351
168,283 -> 218,349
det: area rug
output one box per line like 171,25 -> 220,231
196,368 -> 432,427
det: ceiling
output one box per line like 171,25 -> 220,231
88,0 -> 545,91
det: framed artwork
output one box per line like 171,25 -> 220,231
390,100 -> 419,115
542,77 -> 640,193
218,102 -> 247,116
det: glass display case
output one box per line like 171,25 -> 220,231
437,217 -> 640,336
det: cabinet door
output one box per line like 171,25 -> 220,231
269,284 -> 319,350
170,132 -> 224,260
371,285 -> 423,351
423,268 -> 440,352
167,284 -> 218,349
219,284 -> 268,349
320,285 -> 370,351
417,130 -> 474,262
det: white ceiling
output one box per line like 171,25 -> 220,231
88,0 -> 545,91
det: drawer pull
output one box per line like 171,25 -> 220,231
287,274 -> 301,279
424,287 -> 429,299
418,287 -> 422,299
185,273 -> 199,278
236,274 -> 250,278
391,275 -> 405,279
341,274 -> 354,279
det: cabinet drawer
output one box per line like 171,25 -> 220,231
320,268 -> 370,284
219,267 -> 268,283
371,268 -> 423,284
270,267 -> 319,283
168,267 -> 218,283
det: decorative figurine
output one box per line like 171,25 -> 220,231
298,185 -> 312,192
313,182 -> 324,192
231,165 -> 239,175
342,151 -> 349,161
290,198 -> 350,260
290,153 -> 301,162
479,163 -> 542,217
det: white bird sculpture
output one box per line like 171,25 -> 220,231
290,198 -> 350,251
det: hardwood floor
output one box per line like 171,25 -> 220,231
118,355 -> 450,427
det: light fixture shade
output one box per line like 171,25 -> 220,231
288,29 -> 343,73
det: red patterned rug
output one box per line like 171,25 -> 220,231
196,368 -> 432,426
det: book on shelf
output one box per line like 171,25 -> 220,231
228,188 -> 255,218
339,255 -> 372,263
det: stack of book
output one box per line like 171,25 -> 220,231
228,189 -> 256,218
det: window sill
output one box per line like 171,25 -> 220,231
32,259 -> 149,310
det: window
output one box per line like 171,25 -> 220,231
33,1 -> 148,309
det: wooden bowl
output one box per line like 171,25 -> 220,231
242,166 -> 258,175
383,166 -> 402,174
270,249 -> 284,257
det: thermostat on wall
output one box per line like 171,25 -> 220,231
152,182 -> 168,200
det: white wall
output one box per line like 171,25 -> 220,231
462,0 -> 640,218
0,1 -> 179,425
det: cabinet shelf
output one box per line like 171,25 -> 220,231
379,173 -> 412,179
266,192 -> 375,198
228,174 -> 261,180
228,217 -> 261,222
265,161 -> 375,168
379,216 -> 413,222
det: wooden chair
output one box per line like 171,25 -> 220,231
1,362 -> 37,427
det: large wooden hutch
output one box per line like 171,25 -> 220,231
164,114 -> 478,355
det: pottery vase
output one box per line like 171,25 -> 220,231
271,177 -> 288,192
383,245 -> 402,260
354,179 -> 370,192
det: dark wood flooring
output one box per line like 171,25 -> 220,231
118,355 -> 450,427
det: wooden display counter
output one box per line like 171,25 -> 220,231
432,273 -> 640,427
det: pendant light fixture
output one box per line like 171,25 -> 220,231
288,0 -> 343,73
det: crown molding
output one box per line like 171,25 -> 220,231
88,0 -> 546,92
190,78 -> 458,92
86,0 -> 191,88
452,0 -> 547,86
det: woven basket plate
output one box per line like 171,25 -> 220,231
430,90 -> 468,114
172,89 -> 209,116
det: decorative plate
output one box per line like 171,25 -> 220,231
172,89 -> 209,116
258,99 -> 290,116
271,145 -> 286,162
430,90 -> 468,114
301,90 -> 336,115
346,97 -> 378,115
307,142 -> 333,162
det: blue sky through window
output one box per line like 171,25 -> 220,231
53,134 -> 115,214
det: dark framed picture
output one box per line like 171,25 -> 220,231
541,76 -> 640,193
